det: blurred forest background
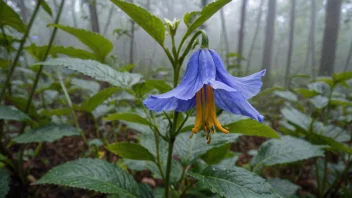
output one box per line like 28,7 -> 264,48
4,0 -> 352,82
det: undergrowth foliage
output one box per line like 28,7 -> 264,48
0,0 -> 351,198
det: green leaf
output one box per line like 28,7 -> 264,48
106,142 -> 155,161
332,71 -> 352,84
309,95 -> 329,109
5,96 -> 39,119
0,169 -> 10,198
36,158 -> 139,197
184,11 -> 201,27
252,136 -> 325,169
133,79 -> 172,96
183,0 -> 231,40
50,46 -> 98,60
40,108 -> 72,117
48,24 -> 113,62
294,88 -> 319,98
281,107 -> 311,131
120,64 -> 136,72
0,1 -> 26,32
174,132 -> 239,164
189,166 -> 280,198
201,143 -> 231,165
78,87 -> 121,112
0,105 -> 30,121
330,98 -> 352,107
313,123 -> 350,143
307,132 -> 352,153
13,123 -> 80,143
225,119 -> 280,139
38,58 -> 142,88
40,0 -> 53,17
274,91 -> 297,102
267,178 -> 299,198
104,113 -> 151,126
110,0 -> 165,46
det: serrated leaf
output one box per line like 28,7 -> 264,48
49,24 -> 113,62
174,132 -> 239,164
267,178 -> 299,198
104,113 -> 151,126
189,166 -> 280,198
78,87 -> 121,112
0,105 -> 30,121
38,58 -> 142,88
40,108 -> 72,117
13,123 -> 80,143
0,1 -> 26,32
36,158 -> 139,197
183,0 -> 231,40
111,0 -> 165,46
0,169 -> 10,198
252,136 -> 325,169
40,0 -> 53,17
106,142 -> 155,161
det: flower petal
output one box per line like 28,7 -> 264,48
209,49 -> 265,99
143,96 -> 195,112
214,89 -> 264,122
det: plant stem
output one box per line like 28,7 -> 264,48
0,0 -> 42,103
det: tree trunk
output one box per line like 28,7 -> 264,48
310,0 -> 317,79
220,8 -> 230,67
245,0 -> 264,75
129,0 -> 135,69
103,6 -> 115,36
88,0 -> 100,33
319,0 -> 342,76
71,0 -> 78,27
261,0 -> 276,85
237,0 -> 248,69
17,0 -> 28,23
344,40 -> 352,72
284,0 -> 296,88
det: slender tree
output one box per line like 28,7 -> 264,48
237,0 -> 248,68
309,0 -> 317,79
16,0 -> 28,23
284,0 -> 296,88
103,6 -> 115,36
71,0 -> 78,27
129,0 -> 135,68
88,0 -> 100,33
246,0 -> 265,75
344,40 -> 352,71
319,0 -> 342,75
220,8 -> 230,66
261,0 -> 276,85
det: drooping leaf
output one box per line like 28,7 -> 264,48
174,132 -> 239,164
267,178 -> 299,198
37,58 -> 142,88
40,0 -> 53,17
36,158 -> 139,197
13,123 -> 80,143
189,166 -> 280,198
184,11 -> 201,27
0,169 -> 10,198
252,136 -> 325,169
106,142 -> 155,161
330,98 -> 352,107
78,87 -> 121,112
48,24 -> 113,61
0,105 -> 30,121
0,1 -> 26,32
313,123 -> 350,143
104,113 -> 151,126
110,0 -> 165,46
183,0 -> 231,40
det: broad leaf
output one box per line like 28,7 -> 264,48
38,58 -> 142,88
40,108 -> 72,117
0,169 -> 10,198
313,123 -> 350,143
309,95 -> 328,109
252,136 -> 325,169
281,107 -> 311,131
49,24 -> 113,62
110,0 -> 165,46
189,166 -> 280,198
0,105 -> 30,121
267,178 -> 299,198
106,142 -> 155,161
40,0 -> 53,17
0,1 -> 26,32
307,132 -> 352,153
201,143 -> 231,165
5,96 -> 39,119
174,132 -> 239,164
104,113 -> 151,126
274,91 -> 297,102
294,88 -> 319,98
183,0 -> 231,40
332,71 -> 352,84
13,123 -> 80,143
134,79 -> 172,96
78,87 -> 121,112
36,158 -> 139,197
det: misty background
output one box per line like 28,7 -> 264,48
7,0 -> 352,86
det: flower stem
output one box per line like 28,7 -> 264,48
0,0 -> 42,103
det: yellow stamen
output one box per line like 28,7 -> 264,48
191,85 -> 229,143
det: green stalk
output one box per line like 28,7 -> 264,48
0,0 -> 42,102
